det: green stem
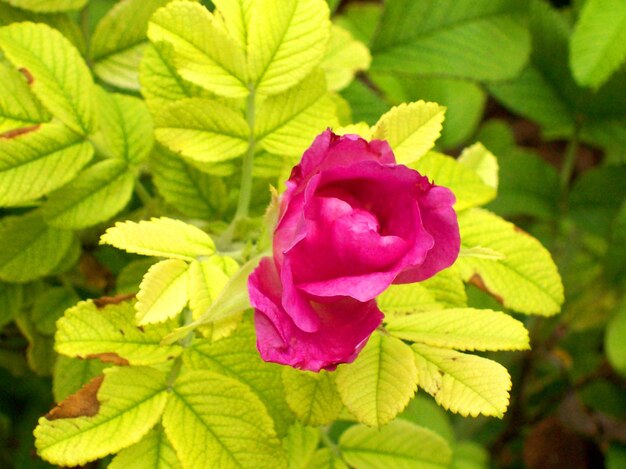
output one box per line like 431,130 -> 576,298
134,178 -> 154,207
220,87 -> 257,247
235,87 -> 257,220
559,131 -> 580,197
320,427 -> 342,459
166,308 -> 194,389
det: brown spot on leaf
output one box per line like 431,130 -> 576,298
469,274 -> 504,304
80,254 -> 114,291
46,376 -> 103,420
0,125 -> 40,139
84,352 -> 129,366
93,293 -> 135,309
19,67 -> 34,84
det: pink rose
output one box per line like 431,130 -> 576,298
248,130 -> 460,371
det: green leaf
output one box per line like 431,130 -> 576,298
31,286 -> 78,335
369,72 -> 485,150
94,88 -> 154,164
309,449 -> 349,469
0,60 -> 50,133
0,22 -> 96,134
101,217 -> 216,260
457,209 -> 564,316
283,423 -> 320,469
412,343 -> 511,417
35,366 -> 169,466
339,419 -> 452,469
14,309 -> 56,375
55,299 -> 183,365
148,1 -> 248,98
322,25 -> 371,91
0,212 -> 73,282
256,69 -> 337,156
155,97 -> 249,164
335,332 -> 417,427
0,123 -> 93,206
91,0 -> 171,90
399,394 -> 455,445
410,149 -> 496,211
247,0 -> 330,95
606,301 -> 626,376
116,259 -> 157,295
136,259 -> 189,325
0,282 -> 21,329
386,308 -> 529,352
370,0 -> 530,81
185,321 -> 293,435
139,43 -> 213,112
335,3 -> 382,45
162,370 -> 287,469
52,355 -> 108,403
372,101 -> 445,165
282,368 -> 342,427
41,159 -> 134,230
570,0 -> 626,89
340,79 -> 389,125
458,142 -> 498,190
421,267 -> 468,308
451,441 -> 489,469
150,145 -> 232,219
377,283 -> 442,317
188,256 -> 242,340
164,254 -> 262,343
2,0 -> 86,12
478,120 -> 559,219
109,425 -> 182,469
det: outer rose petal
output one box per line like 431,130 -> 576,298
394,185 -> 461,283
248,257 -> 383,372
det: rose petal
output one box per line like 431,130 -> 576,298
248,257 -> 383,372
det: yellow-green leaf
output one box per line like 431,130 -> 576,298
0,60 -> 50,133
148,1 -> 248,97
377,283 -> 442,317
411,151 -> 496,211
256,69 -> 337,156
162,370 -> 287,469
55,300 -> 182,365
457,209 -> 564,315
0,123 -> 93,206
247,0 -> 330,95
91,0 -> 171,90
155,98 -> 248,164
136,259 -> 189,325
339,419 -> 452,469
0,22 -> 96,134
386,308 -> 529,351
322,25 -> 371,91
94,88 -> 154,164
283,423 -> 320,469
412,343 -> 511,417
101,217 -> 216,260
372,101 -> 445,165
109,425 -> 182,469
184,321 -> 294,436
41,159 -> 134,230
421,267 -> 468,308
3,0 -> 86,12
335,332 -> 417,427
0,211 -> 73,282
282,368 -> 343,427
458,142 -> 499,190
52,356 -> 108,403
35,366 -> 169,466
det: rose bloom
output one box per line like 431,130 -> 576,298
248,130 -> 460,372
